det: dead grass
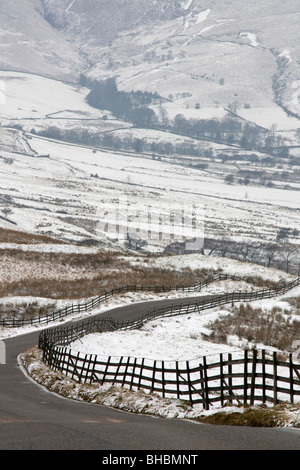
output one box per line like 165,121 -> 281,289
209,302 -> 300,354
0,228 -> 298,325
0,301 -> 56,320
285,296 -> 300,313
0,264 -> 211,302
197,406 -> 289,427
0,228 -> 217,305
0,247 -> 280,301
0,227 -> 64,244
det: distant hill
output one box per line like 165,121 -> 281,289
0,0 -> 299,118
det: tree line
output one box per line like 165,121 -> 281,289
83,76 -> 160,125
81,75 -> 294,159
164,236 -> 299,275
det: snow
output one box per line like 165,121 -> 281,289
279,49 -> 292,63
237,106 -> 300,131
0,249 -> 295,342
21,281 -> 300,422
66,0 -> 76,12
195,9 -> 211,24
239,32 -> 260,47
152,253 -> 292,282
58,282 -> 299,420
0,71 -> 104,121
292,80 -> 300,109
183,0 -> 193,11
0,80 -> 5,105
5,132 -> 298,244
69,309 -> 234,361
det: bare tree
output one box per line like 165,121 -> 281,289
280,244 -> 299,273
218,237 -> 232,258
237,241 -> 261,263
203,238 -> 219,256
263,243 -> 279,268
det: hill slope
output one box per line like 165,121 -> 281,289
0,0 -> 299,117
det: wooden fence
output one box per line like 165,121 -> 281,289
38,274 -> 300,410
3,273 -> 300,327
38,275 -> 300,347
40,345 -> 300,410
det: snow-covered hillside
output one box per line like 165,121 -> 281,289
1,1 -> 300,117
0,126 -> 298,248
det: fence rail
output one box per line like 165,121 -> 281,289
3,273 -> 300,327
38,275 -> 300,410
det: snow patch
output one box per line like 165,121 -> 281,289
182,0 -> 193,11
239,32 -> 260,47
291,80 -> 300,108
195,9 -> 211,24
66,0 -> 76,12
279,49 -> 292,63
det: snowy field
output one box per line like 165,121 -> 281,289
0,130 -> 299,252
0,249 -> 295,339
0,71 -> 104,121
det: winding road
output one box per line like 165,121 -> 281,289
1,296 -> 300,450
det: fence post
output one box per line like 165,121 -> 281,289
137,358 -> 144,390
130,358 -> 137,390
262,349 -> 266,403
289,353 -> 294,404
244,350 -> 248,405
202,356 -> 210,410
88,354 -> 98,384
101,356 -> 111,385
78,353 -> 88,383
228,353 -> 233,405
113,356 -> 124,385
161,361 -> 165,398
176,361 -> 181,400
71,351 -> 81,381
122,357 -> 131,387
218,353 -> 224,407
273,351 -> 278,405
151,360 -> 157,394
250,349 -> 257,405
186,361 -> 193,407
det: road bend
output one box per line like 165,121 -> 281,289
1,296 -> 300,450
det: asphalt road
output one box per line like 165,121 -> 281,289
1,296 -> 300,451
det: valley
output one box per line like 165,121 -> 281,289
0,69 -> 299,275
